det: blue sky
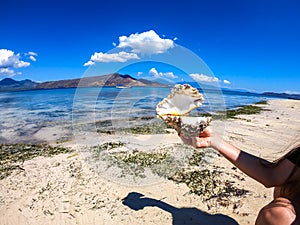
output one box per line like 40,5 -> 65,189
0,0 -> 299,93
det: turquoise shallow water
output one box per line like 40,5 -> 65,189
0,87 -> 277,143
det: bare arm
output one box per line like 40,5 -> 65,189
180,127 -> 295,188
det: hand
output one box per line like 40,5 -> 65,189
179,127 -> 214,148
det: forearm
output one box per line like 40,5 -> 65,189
184,128 -> 294,187
211,136 -> 277,187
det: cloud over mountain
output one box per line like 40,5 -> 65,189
189,73 -> 220,83
84,51 -> 139,66
0,49 -> 36,76
149,67 -> 178,79
84,30 -> 175,65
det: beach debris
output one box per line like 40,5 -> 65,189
156,84 -> 211,137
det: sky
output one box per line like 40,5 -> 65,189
0,0 -> 299,93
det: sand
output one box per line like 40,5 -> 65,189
1,99 -> 300,225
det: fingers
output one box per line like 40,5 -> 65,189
180,134 -> 209,148
192,137 -> 209,148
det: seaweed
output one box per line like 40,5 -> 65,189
116,151 -> 168,167
168,169 -> 248,205
97,122 -> 171,135
225,105 -> 264,119
0,144 -> 73,180
89,142 -> 249,209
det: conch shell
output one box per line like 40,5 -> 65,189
156,84 -> 204,116
156,84 -> 211,138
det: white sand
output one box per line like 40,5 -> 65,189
1,99 -> 300,225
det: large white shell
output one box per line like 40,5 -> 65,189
156,84 -> 204,116
156,84 -> 211,137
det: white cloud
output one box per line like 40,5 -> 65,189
84,51 -> 139,66
223,79 -> 231,84
84,30 -> 176,65
0,68 -> 15,76
162,72 -> 178,79
0,49 -> 30,69
149,67 -> 159,77
149,67 -> 178,79
27,51 -> 38,62
28,51 -> 38,56
137,71 -> 143,76
83,60 -> 95,66
117,30 -> 174,55
29,55 -> 37,62
0,49 -> 33,76
189,73 -> 220,83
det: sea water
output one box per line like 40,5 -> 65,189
0,87 -> 278,143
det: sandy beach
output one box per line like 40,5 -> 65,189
1,99 -> 300,225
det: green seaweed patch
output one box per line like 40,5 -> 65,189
97,122 -> 171,135
90,143 -> 183,178
168,169 -> 249,206
90,142 -> 172,179
99,142 -> 125,151
0,144 -> 73,180
188,150 -> 205,166
169,169 -> 222,198
193,112 -> 227,121
226,104 -> 268,119
89,142 -> 125,153
255,100 -> 268,105
114,151 -> 169,167
129,116 -> 156,121
123,123 -> 171,134
95,120 -> 113,127
89,142 -> 249,208
198,101 -> 269,120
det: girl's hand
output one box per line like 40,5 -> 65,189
179,127 -> 214,148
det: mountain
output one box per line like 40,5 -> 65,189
262,92 -> 300,100
0,78 -> 19,86
36,73 -> 167,89
0,78 -> 38,91
0,73 -> 167,92
177,81 -> 300,100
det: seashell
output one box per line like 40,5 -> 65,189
159,115 -> 211,138
156,84 -> 211,138
156,84 -> 204,116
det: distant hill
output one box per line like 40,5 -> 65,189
262,92 -> 300,100
0,74 -> 167,92
0,78 -> 38,91
177,81 -> 300,100
2,76 -> 299,100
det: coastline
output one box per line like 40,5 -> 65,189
0,99 -> 300,224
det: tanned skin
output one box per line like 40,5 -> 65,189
180,127 -> 299,225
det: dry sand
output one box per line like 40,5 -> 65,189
1,99 -> 300,225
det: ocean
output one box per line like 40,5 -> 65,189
0,86 -> 278,143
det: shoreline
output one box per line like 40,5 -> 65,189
0,99 -> 273,145
0,98 -> 300,224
